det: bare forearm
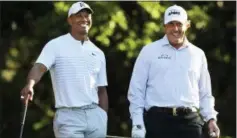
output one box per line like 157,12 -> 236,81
98,86 -> 108,112
26,63 -> 47,87
21,63 -> 47,103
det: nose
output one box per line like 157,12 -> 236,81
173,24 -> 179,31
76,16 -> 87,22
75,15 -> 87,23
81,16 -> 87,21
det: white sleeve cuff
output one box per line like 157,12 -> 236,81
132,114 -> 144,126
205,115 -> 217,122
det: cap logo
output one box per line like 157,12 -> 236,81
80,2 -> 85,7
168,10 -> 180,16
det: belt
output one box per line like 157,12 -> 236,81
149,106 -> 197,116
79,103 -> 98,110
57,103 -> 98,110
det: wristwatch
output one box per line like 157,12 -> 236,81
134,125 -> 143,129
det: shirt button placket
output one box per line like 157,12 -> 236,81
174,49 -> 178,105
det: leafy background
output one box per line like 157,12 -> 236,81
0,1 -> 236,138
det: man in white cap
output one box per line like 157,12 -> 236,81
128,5 -> 220,138
20,2 -> 108,138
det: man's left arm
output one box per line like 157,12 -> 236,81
98,86 -> 108,112
97,52 -> 108,112
199,53 -> 218,121
199,53 -> 220,137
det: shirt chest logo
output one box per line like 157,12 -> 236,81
158,54 -> 171,59
91,52 -> 96,56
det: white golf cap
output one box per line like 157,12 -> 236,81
164,5 -> 188,24
68,2 -> 93,17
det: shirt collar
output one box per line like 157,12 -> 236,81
161,35 -> 190,48
67,33 -> 90,44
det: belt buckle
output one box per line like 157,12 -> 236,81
172,107 -> 177,116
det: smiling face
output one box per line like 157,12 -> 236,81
67,9 -> 92,36
164,20 -> 190,48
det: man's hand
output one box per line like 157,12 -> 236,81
20,63 -> 47,105
98,86 -> 108,113
208,119 -> 220,138
20,85 -> 34,105
132,125 -> 146,138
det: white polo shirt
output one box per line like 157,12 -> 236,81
128,35 -> 218,125
36,33 -> 108,108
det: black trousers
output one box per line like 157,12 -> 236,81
144,107 -> 204,138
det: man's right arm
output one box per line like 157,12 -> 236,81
128,47 -> 149,127
20,63 -> 47,104
21,40 -> 56,104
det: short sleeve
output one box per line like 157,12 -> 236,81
35,41 -> 56,70
96,53 -> 108,86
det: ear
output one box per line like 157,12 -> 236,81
185,20 -> 191,29
67,17 -> 72,26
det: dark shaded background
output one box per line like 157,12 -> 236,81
0,1 -> 236,138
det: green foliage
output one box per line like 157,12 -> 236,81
0,1 -> 236,138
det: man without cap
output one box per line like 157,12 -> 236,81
20,2 -> 108,138
128,5 -> 220,138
